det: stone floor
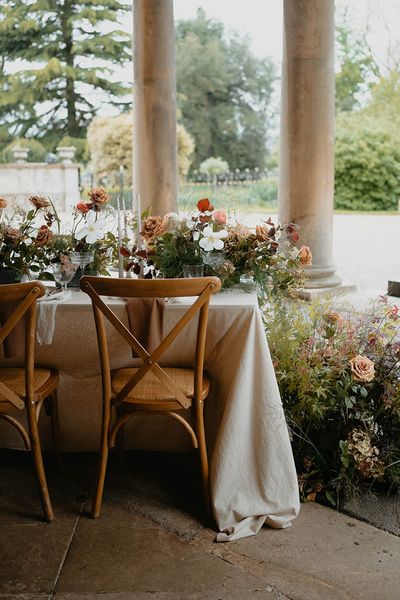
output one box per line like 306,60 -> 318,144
1,449 -> 400,600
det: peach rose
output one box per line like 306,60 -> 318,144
4,227 -> 22,244
349,355 -> 375,383
213,210 -> 227,225
141,216 -> 166,242
29,195 -> 51,209
299,245 -> 312,266
88,187 -> 109,207
35,225 -> 53,247
0,198 -> 7,209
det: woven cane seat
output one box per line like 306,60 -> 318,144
0,367 -> 52,409
111,367 -> 211,410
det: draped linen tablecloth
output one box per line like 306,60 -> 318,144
0,289 -> 300,541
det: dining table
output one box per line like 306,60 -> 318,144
0,286 -> 300,541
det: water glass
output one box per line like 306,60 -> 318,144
182,264 -> 204,278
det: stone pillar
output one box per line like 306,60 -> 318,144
133,0 -> 178,216
279,0 -> 340,288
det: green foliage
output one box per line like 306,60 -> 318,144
87,112 -> 195,183
58,136 -> 89,164
199,156 -> 230,178
2,138 -> 46,163
176,8 -> 275,169
366,70 -> 400,125
334,112 -> 400,210
177,123 -> 195,180
0,0 -> 131,141
267,297 -> 400,502
335,13 -> 379,112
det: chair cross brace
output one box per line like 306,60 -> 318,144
82,281 -> 214,409
0,287 -> 40,409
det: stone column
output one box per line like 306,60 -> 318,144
279,0 -> 340,288
133,0 -> 178,216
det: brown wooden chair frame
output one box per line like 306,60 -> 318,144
80,275 -> 221,518
0,281 -> 60,521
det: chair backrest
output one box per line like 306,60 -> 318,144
0,281 -> 45,408
80,276 -> 221,409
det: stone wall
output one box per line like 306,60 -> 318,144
0,162 -> 80,212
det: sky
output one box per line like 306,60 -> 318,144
173,0 -> 400,69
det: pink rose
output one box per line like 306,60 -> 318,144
213,210 -> 227,225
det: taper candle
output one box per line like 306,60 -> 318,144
116,196 -> 124,278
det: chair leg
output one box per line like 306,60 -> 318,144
196,402 -> 211,516
27,402 -> 54,522
115,417 -> 125,471
45,391 -> 63,469
91,405 -> 111,518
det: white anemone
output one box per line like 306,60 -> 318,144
75,211 -> 106,244
199,225 -> 228,252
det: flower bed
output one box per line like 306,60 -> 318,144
266,296 -> 400,505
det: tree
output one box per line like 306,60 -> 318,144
335,13 -> 379,112
175,9 -> 275,170
0,0 -> 131,146
335,112 -> 400,211
87,113 -> 195,183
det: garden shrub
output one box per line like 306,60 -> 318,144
266,297 -> 400,504
335,113 -> 400,211
58,136 -> 89,163
2,138 -> 47,163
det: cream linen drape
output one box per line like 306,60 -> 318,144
0,290 -> 300,541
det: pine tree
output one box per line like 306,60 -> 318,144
0,0 -> 131,146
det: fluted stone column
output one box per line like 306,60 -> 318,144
279,0 -> 341,288
133,0 -> 178,216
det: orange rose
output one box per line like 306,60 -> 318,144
141,216 -> 166,242
35,225 -> 53,247
256,225 -> 270,242
349,355 -> 375,383
197,198 -> 214,212
299,245 -> 312,266
0,198 -> 7,209
76,201 -> 91,214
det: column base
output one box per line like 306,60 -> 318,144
296,283 -> 357,301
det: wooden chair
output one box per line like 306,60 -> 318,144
0,281 -> 59,521
80,275 -> 221,518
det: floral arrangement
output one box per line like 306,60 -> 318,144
266,296 -> 400,504
122,198 -> 312,297
52,187 -> 117,276
0,188 -> 117,282
0,195 -> 58,280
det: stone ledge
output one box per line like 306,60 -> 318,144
341,490 -> 400,537
297,282 -> 357,301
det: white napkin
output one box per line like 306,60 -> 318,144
36,290 -> 71,345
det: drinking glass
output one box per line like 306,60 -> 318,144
182,264 -> 204,278
52,263 -> 76,291
70,251 -> 95,276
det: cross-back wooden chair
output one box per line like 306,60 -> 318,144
0,281 -> 59,522
80,275 -> 221,518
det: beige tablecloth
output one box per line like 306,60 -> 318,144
0,289 -> 300,541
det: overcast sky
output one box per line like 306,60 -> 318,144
173,0 -> 400,69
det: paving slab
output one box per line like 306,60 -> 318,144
206,503 -> 400,600
0,451 -> 87,597
55,503 -> 279,598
